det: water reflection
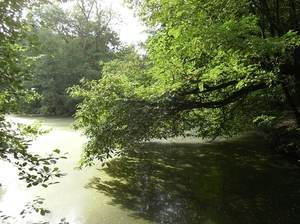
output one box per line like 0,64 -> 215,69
86,134 -> 300,224
2,116 -> 300,223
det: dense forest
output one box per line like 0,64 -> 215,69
1,0 -> 300,209
21,0 -> 126,115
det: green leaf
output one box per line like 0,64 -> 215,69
53,149 -> 60,154
40,209 -> 45,216
53,167 -> 59,172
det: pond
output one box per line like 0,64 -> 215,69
1,116 -> 300,223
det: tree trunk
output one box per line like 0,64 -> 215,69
281,82 -> 300,127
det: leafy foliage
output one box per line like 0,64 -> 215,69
1,0 -> 68,188
19,196 -> 50,218
1,118 -> 67,187
22,0 -> 121,115
70,0 -> 300,167
0,196 -> 68,223
69,49 -> 151,166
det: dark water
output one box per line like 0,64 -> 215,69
87,135 -> 300,224
1,116 -> 300,223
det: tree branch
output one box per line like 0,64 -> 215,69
180,80 -> 238,96
173,82 -> 269,110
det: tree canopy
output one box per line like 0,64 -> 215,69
69,0 -> 300,167
22,0 -> 121,115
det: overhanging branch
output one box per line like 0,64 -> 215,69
174,82 -> 269,110
182,80 -> 238,95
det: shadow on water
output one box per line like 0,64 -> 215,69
85,133 -> 300,224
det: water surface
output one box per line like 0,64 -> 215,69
1,116 -> 300,223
